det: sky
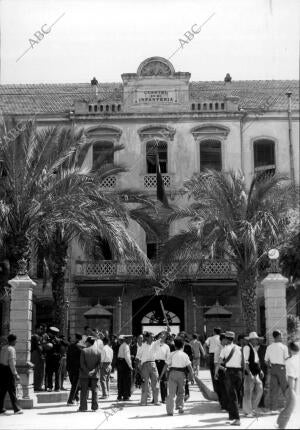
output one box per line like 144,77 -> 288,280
0,0 -> 299,84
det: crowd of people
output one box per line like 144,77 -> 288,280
0,324 -> 299,429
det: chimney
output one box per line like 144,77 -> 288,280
224,73 -> 232,83
91,77 -> 98,97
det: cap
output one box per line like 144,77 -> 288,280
225,331 -> 235,339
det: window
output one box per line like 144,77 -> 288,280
94,105 -> 98,112
203,103 -> 207,110
146,226 -> 168,260
253,139 -> 275,176
200,140 -> 222,171
93,141 -> 114,169
198,103 -> 201,110
146,141 -> 167,174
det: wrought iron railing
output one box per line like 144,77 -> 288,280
75,259 -> 236,280
144,174 -> 171,189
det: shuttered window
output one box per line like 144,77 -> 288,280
200,140 -> 222,171
146,141 -> 168,173
93,141 -> 114,169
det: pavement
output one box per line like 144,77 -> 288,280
0,370 -> 299,429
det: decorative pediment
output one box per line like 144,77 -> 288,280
191,124 -> 230,140
138,124 -> 176,141
85,125 -> 122,142
137,57 -> 175,77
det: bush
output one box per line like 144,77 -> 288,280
287,314 -> 300,341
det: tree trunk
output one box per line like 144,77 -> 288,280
52,271 -> 66,334
237,272 -> 258,333
50,234 -> 68,335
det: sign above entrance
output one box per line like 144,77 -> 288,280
135,89 -> 178,104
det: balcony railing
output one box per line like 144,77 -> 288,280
144,174 -> 171,189
100,175 -> 116,189
75,259 -> 236,280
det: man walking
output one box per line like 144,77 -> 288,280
155,331 -> 170,403
117,335 -> 133,401
190,333 -> 206,375
215,331 -> 243,426
66,333 -> 83,405
160,337 -> 194,415
276,342 -> 299,429
100,337 -> 113,398
242,332 -> 264,417
78,336 -> 101,412
205,327 -> 221,392
264,330 -> 289,413
0,334 -> 23,415
136,331 -> 167,406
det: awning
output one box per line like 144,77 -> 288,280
204,300 -> 232,318
84,303 -> 112,318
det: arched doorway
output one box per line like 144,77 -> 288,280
132,295 -> 184,336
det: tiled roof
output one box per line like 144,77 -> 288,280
0,80 -> 298,114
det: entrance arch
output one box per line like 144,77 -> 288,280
132,295 -> 184,336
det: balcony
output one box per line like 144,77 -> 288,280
144,174 -> 171,189
75,259 -> 236,280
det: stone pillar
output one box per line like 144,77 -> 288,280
8,263 -> 37,408
262,273 -> 288,344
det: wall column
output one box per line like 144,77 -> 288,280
8,261 -> 37,408
262,273 -> 288,344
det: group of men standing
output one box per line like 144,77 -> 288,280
206,327 -> 299,427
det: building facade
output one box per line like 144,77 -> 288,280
0,57 -> 299,337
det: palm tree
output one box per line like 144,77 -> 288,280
162,170 -> 294,332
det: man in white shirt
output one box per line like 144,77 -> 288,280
155,331 -> 170,403
205,327 -> 221,392
160,337 -> 194,416
242,332 -> 264,417
215,331 -> 242,426
117,335 -> 133,401
277,342 -> 299,429
136,331 -> 167,406
0,334 -> 23,415
264,330 -> 289,412
100,337 -> 113,398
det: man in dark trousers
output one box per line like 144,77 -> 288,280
215,331 -> 243,427
117,335 -> 133,401
78,336 -> 101,412
66,333 -> 83,405
0,334 -> 23,415
44,327 -> 62,392
31,324 -> 46,391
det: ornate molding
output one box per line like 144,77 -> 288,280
138,124 -> 176,141
191,124 -> 230,140
85,125 -> 122,142
137,57 -> 175,77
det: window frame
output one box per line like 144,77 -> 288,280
199,139 -> 222,172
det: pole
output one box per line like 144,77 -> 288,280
286,92 -> 295,186
160,300 -> 169,329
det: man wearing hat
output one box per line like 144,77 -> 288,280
215,331 -> 243,426
242,332 -> 264,417
45,327 -> 62,392
117,335 -> 133,401
264,330 -> 289,412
